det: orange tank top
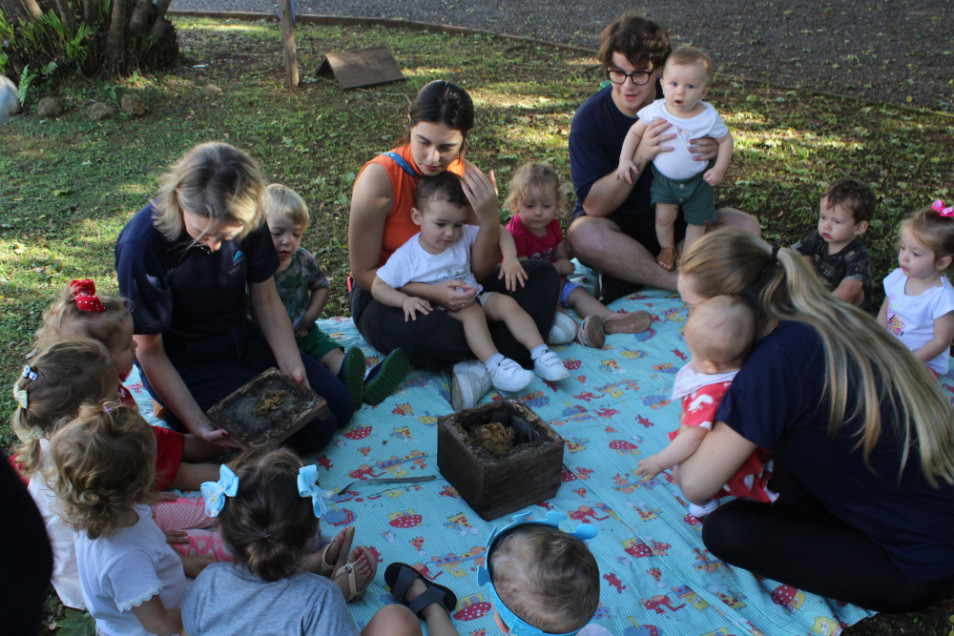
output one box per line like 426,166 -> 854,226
358,144 -> 465,267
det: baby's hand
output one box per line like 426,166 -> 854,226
703,168 -> 724,186
402,296 -> 432,322
553,258 -> 575,277
616,160 -> 638,184
636,455 -> 664,481
163,529 -> 189,546
499,257 -> 528,291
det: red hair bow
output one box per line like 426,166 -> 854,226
70,279 -> 106,312
932,199 -> 954,218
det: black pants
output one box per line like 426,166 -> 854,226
701,459 -> 954,613
353,260 -> 560,371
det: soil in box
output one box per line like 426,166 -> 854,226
206,368 -> 330,450
437,400 -> 564,521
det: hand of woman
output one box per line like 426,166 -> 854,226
688,135 -> 719,162
634,117 -> 677,166
461,160 -> 499,226
438,280 -> 479,311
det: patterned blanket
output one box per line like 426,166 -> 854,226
129,269 -> 954,635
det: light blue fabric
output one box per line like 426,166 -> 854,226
125,262 -> 948,634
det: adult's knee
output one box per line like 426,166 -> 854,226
566,217 -> 600,260
700,505 -> 746,564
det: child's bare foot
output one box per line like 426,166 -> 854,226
603,310 -> 652,335
657,248 -> 679,271
302,526 -> 353,577
334,545 -> 377,602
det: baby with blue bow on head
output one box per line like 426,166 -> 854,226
478,512 -> 606,636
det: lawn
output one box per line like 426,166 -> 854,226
1,16 -> 953,634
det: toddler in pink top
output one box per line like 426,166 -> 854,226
502,162 -> 652,348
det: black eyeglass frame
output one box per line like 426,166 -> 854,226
604,67 -> 654,86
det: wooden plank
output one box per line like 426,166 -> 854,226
316,46 -> 405,90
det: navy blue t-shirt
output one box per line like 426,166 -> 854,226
568,85 -> 655,220
717,321 -> 954,580
115,203 -> 279,343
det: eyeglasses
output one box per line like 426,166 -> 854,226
605,68 -> 653,86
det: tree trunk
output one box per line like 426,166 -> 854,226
127,0 -> 150,36
51,0 -> 74,31
81,0 -> 95,24
277,0 -> 298,89
147,0 -> 172,42
104,0 -> 128,73
0,0 -> 43,23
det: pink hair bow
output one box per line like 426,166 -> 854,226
70,278 -> 106,313
932,199 -> 954,218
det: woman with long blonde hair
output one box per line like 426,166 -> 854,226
674,227 -> 954,612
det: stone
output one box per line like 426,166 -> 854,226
87,102 -> 117,122
0,75 -> 20,124
37,96 -> 62,119
120,94 -> 147,117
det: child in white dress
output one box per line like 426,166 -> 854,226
50,403 -> 206,636
877,200 -> 954,377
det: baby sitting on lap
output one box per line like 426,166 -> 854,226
637,295 -> 777,518
372,172 -> 570,394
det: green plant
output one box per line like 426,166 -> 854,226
16,61 -> 58,105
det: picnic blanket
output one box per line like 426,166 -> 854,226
127,266 -> 954,635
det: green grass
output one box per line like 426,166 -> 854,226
1,17 -> 953,633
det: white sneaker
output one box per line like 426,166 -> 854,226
487,357 -> 535,393
547,311 -> 577,345
533,349 -> 571,381
688,500 -> 720,519
451,359 -> 492,411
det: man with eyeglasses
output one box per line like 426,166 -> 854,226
567,11 -> 759,301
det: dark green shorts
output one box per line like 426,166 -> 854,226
650,165 -> 716,226
298,324 -> 341,362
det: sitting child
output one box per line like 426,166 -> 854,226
616,46 -> 733,271
372,172 -> 570,394
877,200 -> 954,377
479,512 -> 601,635
51,403 -> 208,635
502,162 -> 652,348
637,296 -> 777,517
13,338 -> 120,610
791,178 -> 876,312
264,184 -> 409,409
182,448 -> 454,636
33,278 -> 221,491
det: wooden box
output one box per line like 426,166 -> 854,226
206,368 -> 329,450
437,400 -> 564,521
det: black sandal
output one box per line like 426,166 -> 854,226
384,562 -> 457,617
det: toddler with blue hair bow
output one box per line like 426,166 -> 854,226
183,448 -> 448,636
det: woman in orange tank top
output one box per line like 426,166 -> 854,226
348,80 -> 560,408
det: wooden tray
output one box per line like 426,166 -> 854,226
206,368 -> 330,450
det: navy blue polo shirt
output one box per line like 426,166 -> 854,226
717,321 -> 954,580
115,203 -> 278,343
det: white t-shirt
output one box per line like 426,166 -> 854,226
883,267 -> 954,374
637,99 -> 729,180
27,439 -> 85,609
376,224 -> 482,291
75,504 -> 188,636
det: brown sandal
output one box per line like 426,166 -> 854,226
576,315 -> 606,348
657,248 -> 679,271
603,310 -> 652,335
